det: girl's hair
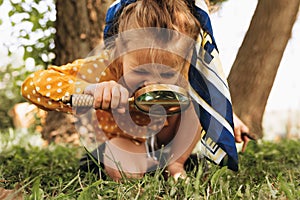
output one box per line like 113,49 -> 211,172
118,0 -> 200,39
108,0 -> 201,79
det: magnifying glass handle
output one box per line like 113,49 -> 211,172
62,94 -> 94,108
62,94 -> 134,108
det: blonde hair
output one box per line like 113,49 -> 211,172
108,0 -> 200,79
119,0 -> 200,38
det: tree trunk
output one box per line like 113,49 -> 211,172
42,0 -> 113,144
55,0 -> 112,64
228,0 -> 300,139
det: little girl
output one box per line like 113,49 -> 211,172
22,0 -> 248,181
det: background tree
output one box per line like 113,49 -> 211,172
42,0 -> 114,143
228,0 -> 300,139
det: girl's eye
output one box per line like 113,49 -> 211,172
161,72 -> 176,78
133,69 -> 149,75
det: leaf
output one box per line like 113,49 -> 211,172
29,178 -> 44,200
8,10 -> 14,17
210,167 -> 227,190
0,187 -> 23,200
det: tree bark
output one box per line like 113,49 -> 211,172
55,0 -> 112,64
42,0 -> 113,144
228,0 -> 300,139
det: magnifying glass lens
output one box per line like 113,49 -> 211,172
134,84 -> 190,115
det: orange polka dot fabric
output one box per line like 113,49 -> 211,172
21,51 -> 150,142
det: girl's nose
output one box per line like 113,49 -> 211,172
143,80 -> 159,86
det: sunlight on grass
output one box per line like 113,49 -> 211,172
0,128 -> 44,154
0,128 -> 299,199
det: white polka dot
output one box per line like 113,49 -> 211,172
37,98 -> 41,102
75,81 -> 81,85
30,82 -> 34,86
46,92 -> 50,97
57,82 -> 62,87
48,101 -> 52,105
24,86 -> 28,91
93,63 -> 98,68
40,72 -> 44,76
81,75 -> 86,79
47,77 -> 52,82
68,79 -> 74,84
101,72 -> 107,76
32,90 -> 36,94
57,88 -> 62,93
65,92 -> 70,97
76,88 -> 81,93
27,94 -> 31,99
104,125 -> 109,130
95,77 -> 100,82
73,67 -> 78,71
30,74 -> 35,78
87,69 -> 92,74
46,85 -> 51,89
36,87 -> 40,91
37,78 -> 41,82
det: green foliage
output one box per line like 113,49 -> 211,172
0,0 -> 55,129
209,0 -> 228,5
0,131 -> 299,199
7,0 -> 56,66
0,63 -> 44,129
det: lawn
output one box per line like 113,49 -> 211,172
0,128 -> 299,199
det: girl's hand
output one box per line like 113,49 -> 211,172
84,81 -> 129,113
233,113 -> 251,152
167,162 -> 187,181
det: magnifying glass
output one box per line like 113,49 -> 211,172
133,84 -> 190,115
62,84 -> 190,116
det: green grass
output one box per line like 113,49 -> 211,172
0,129 -> 299,199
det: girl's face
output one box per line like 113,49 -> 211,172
122,50 -> 188,94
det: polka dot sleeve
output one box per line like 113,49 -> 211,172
21,51 -> 113,113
